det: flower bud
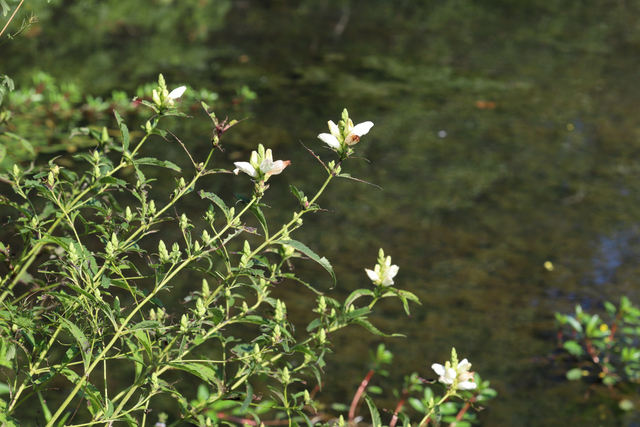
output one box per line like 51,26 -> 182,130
179,213 -> 189,230
201,279 -> 210,298
202,230 -> 211,245
180,314 -> 189,333
158,240 -> 169,263
196,298 -> 206,317
281,366 -> 290,384
125,206 -> 133,222
148,200 -> 156,215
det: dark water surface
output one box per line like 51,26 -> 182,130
5,1 -> 640,425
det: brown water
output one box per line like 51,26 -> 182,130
4,1 -> 640,425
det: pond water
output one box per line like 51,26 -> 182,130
4,0 -> 640,425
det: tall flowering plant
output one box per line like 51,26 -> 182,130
0,74 -> 491,426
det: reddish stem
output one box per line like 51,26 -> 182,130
389,389 -> 409,427
349,369 -> 375,422
453,396 -> 477,423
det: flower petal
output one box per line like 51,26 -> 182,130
365,268 -> 380,283
457,359 -> 472,372
457,380 -> 477,390
168,86 -> 187,99
266,160 -> 291,176
351,121 -> 374,137
318,133 -> 341,150
431,363 -> 445,376
328,120 -> 341,139
233,162 -> 258,177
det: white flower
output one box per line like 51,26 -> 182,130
365,253 -> 399,287
234,147 -> 290,180
431,358 -> 477,390
317,110 -> 374,153
343,120 -> 374,146
152,84 -> 187,108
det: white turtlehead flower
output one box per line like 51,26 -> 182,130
365,254 -> 399,287
431,358 -> 477,390
317,111 -> 374,152
152,85 -> 187,108
343,119 -> 374,146
234,147 -> 290,180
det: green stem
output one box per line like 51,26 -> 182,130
247,173 -> 334,260
418,391 -> 454,427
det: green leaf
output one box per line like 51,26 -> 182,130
352,318 -> 404,338
564,316 -> 583,334
566,367 -> 583,381
363,394 -> 382,427
0,75 -> 13,91
239,383 -> 252,414
114,110 -> 130,151
562,340 -> 584,357
344,289 -> 376,309
0,398 -> 19,426
3,132 -> 35,157
199,190 -> 230,218
128,320 -> 164,331
169,362 -> 222,389
250,204 -> 268,237
294,409 -> 314,427
0,0 -> 9,16
277,239 -> 336,286
135,157 -> 181,172
58,317 -> 91,370
63,370 -> 103,416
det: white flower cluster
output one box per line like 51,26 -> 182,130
432,349 -> 477,390
234,144 -> 290,181
365,249 -> 399,287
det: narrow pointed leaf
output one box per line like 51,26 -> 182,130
277,239 -> 336,286
363,394 -> 382,427
114,110 -> 130,151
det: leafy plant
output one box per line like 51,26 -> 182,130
0,74 -> 430,426
555,296 -> 640,393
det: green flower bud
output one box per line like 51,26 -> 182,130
201,279 -> 210,298
101,126 -> 109,143
196,298 -> 206,317
148,200 -> 156,215
158,240 -> 170,263
281,366 -> 290,384
179,213 -> 188,230
318,328 -> 326,345
201,230 -> 211,245
68,243 -> 79,264
125,206 -> 133,222
180,314 -> 189,333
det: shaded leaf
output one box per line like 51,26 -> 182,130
277,239 -> 335,286
135,157 -> 181,172
363,394 -> 382,427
